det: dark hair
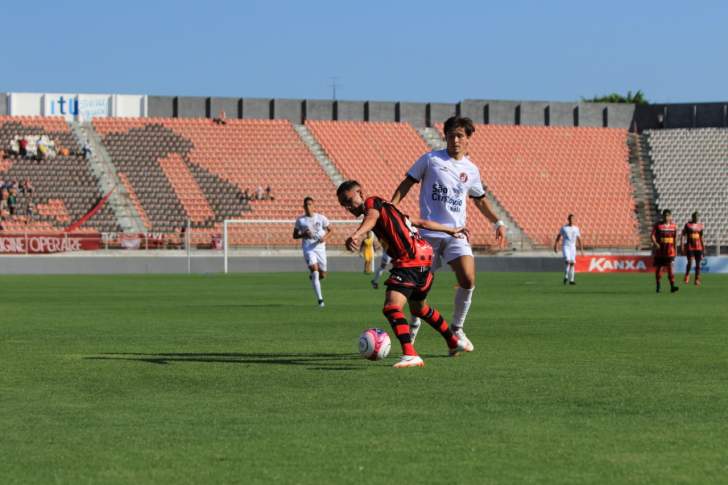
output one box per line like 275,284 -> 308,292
336,180 -> 360,197
662,209 -> 672,217
303,196 -> 314,204
567,213 -> 574,220
443,116 -> 475,137
692,211 -> 699,220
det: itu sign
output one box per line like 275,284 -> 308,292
44,94 -> 111,120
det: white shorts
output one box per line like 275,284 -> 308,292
562,246 -> 576,263
303,245 -> 327,271
421,231 -> 473,271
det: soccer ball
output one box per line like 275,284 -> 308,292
358,328 -> 391,361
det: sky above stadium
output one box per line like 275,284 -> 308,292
2,0 -> 726,104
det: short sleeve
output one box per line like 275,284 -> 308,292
406,153 -> 429,182
468,169 -> 486,198
364,196 -> 382,211
294,218 -> 302,231
320,215 -> 330,228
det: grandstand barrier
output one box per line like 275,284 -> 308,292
0,233 -> 102,254
577,255 -> 728,273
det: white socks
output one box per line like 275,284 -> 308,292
310,271 -> 323,301
372,266 -> 386,283
452,287 -> 474,330
564,263 -> 570,281
569,264 -> 575,282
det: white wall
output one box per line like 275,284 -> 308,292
8,92 -> 146,119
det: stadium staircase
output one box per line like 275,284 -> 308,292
0,116 -> 120,233
627,133 -> 659,248
70,121 -> 146,233
417,127 -> 446,150
293,124 -> 345,187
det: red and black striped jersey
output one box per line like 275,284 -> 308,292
682,222 -> 704,251
364,196 -> 433,268
652,222 -> 677,258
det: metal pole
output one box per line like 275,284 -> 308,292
186,219 -> 191,274
223,220 -> 228,274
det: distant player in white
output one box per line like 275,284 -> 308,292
392,116 -> 499,347
553,214 -> 584,285
293,197 -> 332,307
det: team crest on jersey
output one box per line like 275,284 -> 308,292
459,172 -> 468,183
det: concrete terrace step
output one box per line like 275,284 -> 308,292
293,124 -> 345,187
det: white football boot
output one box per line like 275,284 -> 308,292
449,329 -> 474,356
393,355 -> 425,368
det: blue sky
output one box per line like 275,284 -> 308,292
2,0 -> 726,103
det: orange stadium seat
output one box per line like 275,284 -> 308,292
434,124 -> 640,248
93,117 -> 351,246
0,116 -> 119,234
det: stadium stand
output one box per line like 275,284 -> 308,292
0,116 -> 119,233
306,120 -> 498,247
443,124 -> 641,248
646,128 -> 728,247
93,118 -> 350,246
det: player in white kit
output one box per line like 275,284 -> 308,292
553,214 -> 584,285
370,251 -> 392,289
293,197 -> 332,307
392,116 -> 499,348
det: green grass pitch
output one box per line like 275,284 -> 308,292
2,271 -> 728,484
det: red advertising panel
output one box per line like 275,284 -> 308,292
0,234 -> 102,254
576,255 -> 654,273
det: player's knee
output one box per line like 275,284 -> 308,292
319,272 -> 326,280
382,304 -> 402,318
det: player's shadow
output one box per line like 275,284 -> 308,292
84,352 -> 363,371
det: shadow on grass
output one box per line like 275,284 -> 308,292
84,352 -> 364,371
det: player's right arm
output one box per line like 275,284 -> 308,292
292,220 -> 303,240
410,217 -> 469,240
553,232 -> 561,253
391,176 -> 417,205
346,208 -> 380,252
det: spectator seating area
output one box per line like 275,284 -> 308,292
0,116 -> 119,233
93,118 -> 350,246
445,124 -> 641,247
646,128 -> 728,245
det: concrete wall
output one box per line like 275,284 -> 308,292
0,254 -> 565,274
428,103 -> 458,126
577,103 -> 607,127
272,98 -> 303,124
210,97 -> 241,119
366,101 -> 396,122
175,96 -> 207,118
242,98 -> 272,119
0,93 -> 8,115
397,102 -> 427,126
519,101 -> 549,126
304,99 -> 334,121
148,96 -> 175,118
335,100 -> 365,121
140,94 -> 728,131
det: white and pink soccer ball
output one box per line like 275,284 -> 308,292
358,328 -> 391,361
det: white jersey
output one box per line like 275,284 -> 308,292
560,225 -> 581,250
294,213 -> 329,252
407,149 -> 485,235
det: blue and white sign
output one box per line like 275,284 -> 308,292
44,94 -> 111,120
8,92 -> 146,119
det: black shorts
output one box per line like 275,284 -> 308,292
653,256 -> 675,267
385,266 -> 434,301
686,250 -> 703,261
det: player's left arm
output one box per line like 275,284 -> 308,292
472,194 -> 498,225
346,209 -> 379,252
577,235 -> 585,256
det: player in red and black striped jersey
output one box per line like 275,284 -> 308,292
651,209 -> 679,294
680,211 -> 705,286
337,180 -> 472,368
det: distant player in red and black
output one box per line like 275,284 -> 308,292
680,211 -> 705,286
651,209 -> 679,293
337,180 -> 473,368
